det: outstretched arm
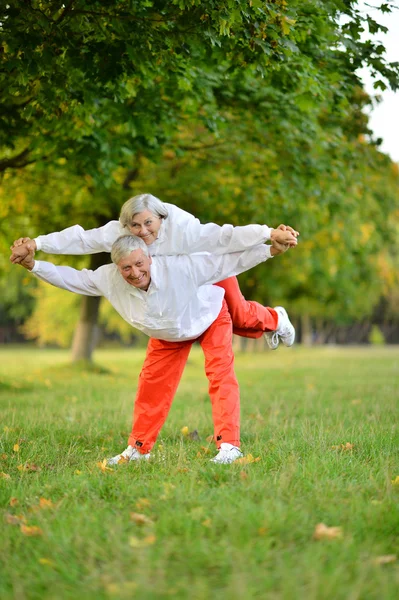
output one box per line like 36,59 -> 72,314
164,204 -> 298,255
188,241 -> 290,287
16,252 -> 104,297
10,221 -> 123,264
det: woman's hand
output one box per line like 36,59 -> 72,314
10,238 -> 37,264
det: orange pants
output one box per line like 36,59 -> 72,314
215,277 -> 278,339
128,301 -> 240,454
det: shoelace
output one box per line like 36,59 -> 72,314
270,332 -> 279,345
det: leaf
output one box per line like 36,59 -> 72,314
202,518 -> 212,528
130,512 -> 154,526
313,523 -> 343,540
38,558 -> 55,567
373,555 -> 397,565
5,513 -> 26,525
96,459 -> 113,473
13,444 -> 20,453
180,426 -> 189,436
236,454 -> 261,465
0,472 -> 11,480
17,463 -> 40,472
20,524 -> 43,537
135,498 -> 151,510
10,497 -> 18,507
331,443 -> 354,451
39,498 -> 54,509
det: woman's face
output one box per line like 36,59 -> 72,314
128,210 -> 162,245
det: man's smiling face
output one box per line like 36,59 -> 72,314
118,249 -> 152,290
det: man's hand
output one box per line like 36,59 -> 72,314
270,224 -> 299,248
10,238 -> 37,264
270,240 -> 290,256
18,250 -> 35,271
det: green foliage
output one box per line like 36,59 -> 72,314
368,324 -> 386,345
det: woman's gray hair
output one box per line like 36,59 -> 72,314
111,235 -> 149,265
119,194 -> 169,228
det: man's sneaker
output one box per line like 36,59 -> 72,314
264,306 -> 295,350
210,443 -> 243,464
107,445 -> 150,465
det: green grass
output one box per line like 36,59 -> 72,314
0,345 -> 398,599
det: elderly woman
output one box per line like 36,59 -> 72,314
11,193 -> 298,347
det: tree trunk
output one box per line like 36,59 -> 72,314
71,252 -> 110,362
301,314 -> 313,346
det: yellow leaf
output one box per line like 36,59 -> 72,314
136,498 -> 151,510
391,476 -> 399,486
20,524 -> 43,537
1,453 -> 8,460
0,472 -> 11,480
39,498 -> 54,509
5,513 -> 26,525
17,463 -> 40,472
180,426 -> 189,436
129,536 -> 140,548
143,534 -> 156,545
9,497 -> 18,507
373,555 -> 397,565
96,459 -> 113,473
13,444 -> 20,453
240,471 -> 249,480
313,523 -> 343,540
202,519 -> 212,528
38,558 -> 55,567
74,470 -> 82,475
130,512 -> 154,526
236,454 -> 261,465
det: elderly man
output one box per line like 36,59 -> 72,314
16,235 -> 293,464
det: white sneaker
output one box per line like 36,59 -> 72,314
107,445 -> 151,465
210,443 -> 243,464
264,306 -> 295,350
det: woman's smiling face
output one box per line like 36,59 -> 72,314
128,210 -> 162,245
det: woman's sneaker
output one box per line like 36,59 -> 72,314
107,445 -> 150,465
210,443 -> 243,464
264,306 -> 295,350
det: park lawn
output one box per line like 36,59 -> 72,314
0,345 -> 398,600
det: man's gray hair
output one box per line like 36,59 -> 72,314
111,235 -> 149,265
119,193 -> 169,228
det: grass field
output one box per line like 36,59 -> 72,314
0,345 -> 398,599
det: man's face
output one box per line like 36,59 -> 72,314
118,249 -> 152,290
128,210 -> 162,245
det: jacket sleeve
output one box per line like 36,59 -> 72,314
164,204 -> 272,254
188,244 -> 273,287
31,261 -> 105,296
34,221 -> 123,255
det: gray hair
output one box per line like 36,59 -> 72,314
111,235 -> 149,265
119,194 -> 169,229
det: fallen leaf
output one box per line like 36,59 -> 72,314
38,558 -> 55,567
9,498 -> 18,507
117,456 -> 129,464
240,470 -> 249,480
130,512 -> 154,526
13,444 -> 20,453
206,435 -> 214,443
202,518 -> 212,528
391,476 -> 399,486
180,426 -> 189,436
96,459 -> 113,473
331,443 -> 354,451
20,524 -> 43,536
143,534 -> 156,545
136,498 -> 151,510
1,453 -> 8,460
200,446 -> 210,454
373,555 -> 397,565
39,498 -> 54,509
17,463 -> 40,472
0,472 -> 11,480
236,454 -> 261,465
74,470 -> 82,475
5,513 -> 26,525
313,523 -> 343,540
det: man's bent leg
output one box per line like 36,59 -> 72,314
215,277 -> 278,339
128,338 -> 192,453
199,300 -> 240,448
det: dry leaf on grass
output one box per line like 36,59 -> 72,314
39,498 -> 54,509
20,524 -> 43,536
130,512 -> 154,526
135,498 -> 151,510
38,558 -> 55,567
373,555 -> 397,566
17,463 -> 40,472
129,534 -> 156,548
13,444 -> 20,453
9,497 -> 18,507
313,523 -> 343,540
391,476 -> 399,486
180,426 -> 189,436
5,513 -> 26,525
236,454 -> 261,465
331,443 -> 354,451
96,459 -> 113,473
0,472 -> 11,480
